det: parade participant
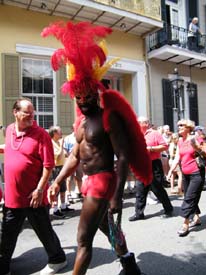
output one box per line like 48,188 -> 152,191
42,21 -> 152,275
64,129 -> 83,203
49,125 -> 74,217
168,133 -> 183,195
129,117 -> 173,222
168,119 -> 206,237
0,98 -> 67,275
161,125 -> 172,186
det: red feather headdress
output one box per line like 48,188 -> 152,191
41,21 -> 112,97
41,21 -> 152,185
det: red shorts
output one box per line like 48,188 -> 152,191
81,171 -> 117,200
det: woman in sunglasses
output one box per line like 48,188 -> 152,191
167,119 -> 205,237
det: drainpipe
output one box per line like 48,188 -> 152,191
144,38 -> 153,123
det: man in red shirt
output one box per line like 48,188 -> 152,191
0,98 -> 66,275
129,116 -> 173,221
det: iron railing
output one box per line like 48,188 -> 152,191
147,23 -> 206,54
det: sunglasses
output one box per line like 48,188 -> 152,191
178,124 -> 186,127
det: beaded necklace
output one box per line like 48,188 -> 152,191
10,126 -> 24,151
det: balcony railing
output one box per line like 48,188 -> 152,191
147,23 -> 206,55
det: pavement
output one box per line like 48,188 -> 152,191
1,187 -> 206,275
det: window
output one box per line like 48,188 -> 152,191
168,0 -> 178,3
21,57 -> 54,129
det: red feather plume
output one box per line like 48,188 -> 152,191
41,21 -> 112,96
100,89 -> 153,186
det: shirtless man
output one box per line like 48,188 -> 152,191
48,90 -> 141,275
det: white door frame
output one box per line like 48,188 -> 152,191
109,56 -> 147,116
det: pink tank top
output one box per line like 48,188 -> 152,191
178,138 -> 199,174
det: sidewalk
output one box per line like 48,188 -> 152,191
1,188 -> 206,275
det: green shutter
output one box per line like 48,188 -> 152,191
2,54 -> 20,127
162,79 -> 174,131
188,83 -> 199,125
56,67 -> 74,135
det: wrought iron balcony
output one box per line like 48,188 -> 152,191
147,22 -> 206,55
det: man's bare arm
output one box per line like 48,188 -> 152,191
147,144 -> 168,153
108,113 -> 129,213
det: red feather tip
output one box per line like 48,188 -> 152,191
101,90 -> 153,185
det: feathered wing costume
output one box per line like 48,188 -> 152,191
101,90 -> 152,184
41,21 -> 152,185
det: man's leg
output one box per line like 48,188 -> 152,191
129,181 -> 150,221
75,165 -> 83,195
151,160 -> 173,215
181,173 -> 204,218
0,207 -> 25,275
99,210 -> 141,275
98,211 -> 127,255
151,180 -> 173,213
27,206 -> 66,264
59,168 -> 74,212
72,196 -> 108,275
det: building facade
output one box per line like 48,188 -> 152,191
147,0 -> 206,131
0,0 -> 162,150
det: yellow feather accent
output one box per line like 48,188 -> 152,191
92,39 -> 120,80
99,40 -> 108,55
66,63 -> 75,81
66,40 -> 120,82
92,57 -> 120,80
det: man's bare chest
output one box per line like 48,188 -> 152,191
84,117 -> 106,144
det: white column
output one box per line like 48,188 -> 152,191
132,71 -> 147,116
110,57 -> 147,116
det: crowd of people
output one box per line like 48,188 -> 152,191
167,119 -> 205,237
0,19 -> 206,275
0,99 -> 205,274
128,117 -> 173,222
127,119 -> 206,239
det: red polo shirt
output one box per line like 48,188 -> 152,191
144,129 -> 167,160
4,121 -> 54,208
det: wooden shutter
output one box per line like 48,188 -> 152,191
188,83 -> 199,125
162,79 -> 174,131
161,0 -> 166,21
2,54 -> 20,127
56,67 -> 74,135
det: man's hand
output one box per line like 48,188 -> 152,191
29,189 -> 43,208
48,182 -> 60,204
109,197 -> 123,214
